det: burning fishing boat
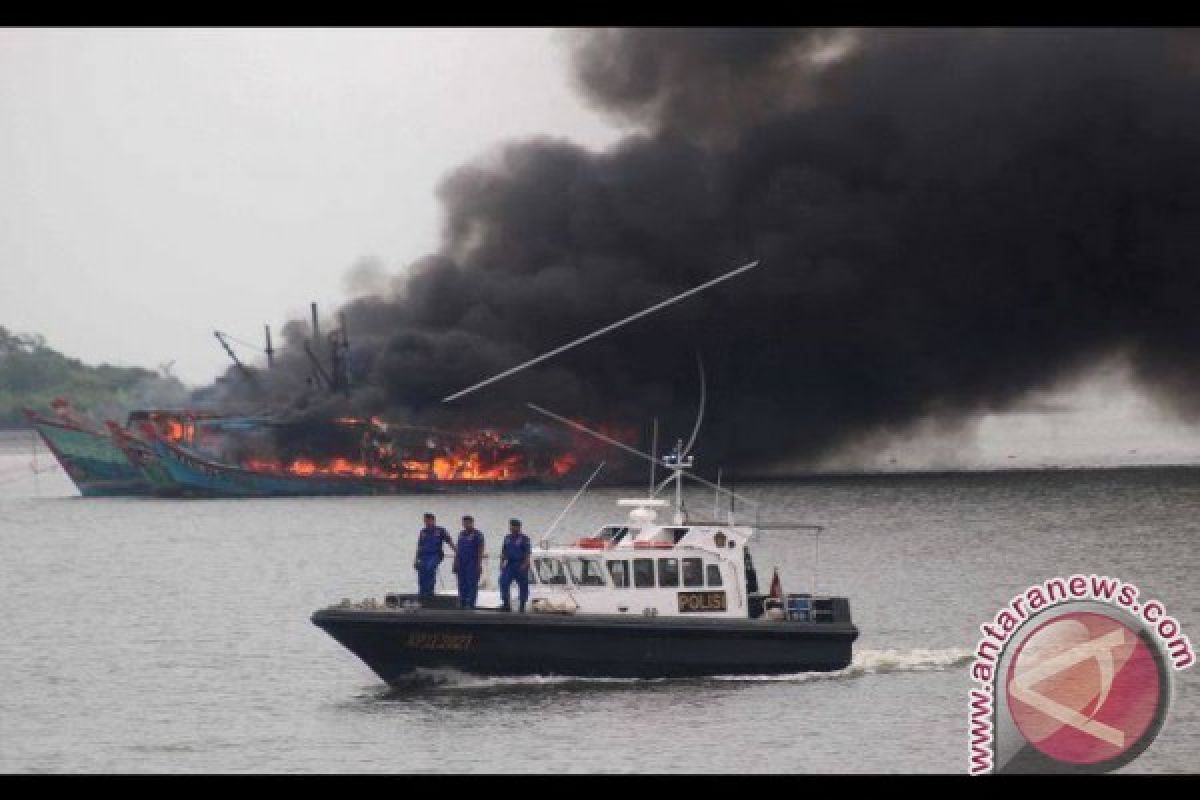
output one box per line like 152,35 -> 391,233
126,413 -> 592,497
30,396 -> 604,498
23,399 -> 152,496
25,402 -> 231,496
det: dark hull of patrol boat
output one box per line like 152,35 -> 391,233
311,605 -> 858,681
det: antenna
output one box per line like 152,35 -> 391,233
442,259 -> 761,403
729,470 -> 735,523
649,418 -> 658,495
814,527 -> 821,595
682,352 -> 706,457
526,402 -> 757,511
714,467 -> 721,520
543,461 -> 606,543
665,437 -> 691,523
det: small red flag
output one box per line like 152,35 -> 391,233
769,568 -> 783,599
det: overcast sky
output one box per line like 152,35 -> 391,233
0,28 -> 618,385
5,28 -> 1200,467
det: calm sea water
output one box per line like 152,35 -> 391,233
0,430 -> 1196,773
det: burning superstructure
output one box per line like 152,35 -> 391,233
166,414 -> 591,486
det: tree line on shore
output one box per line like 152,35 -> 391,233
0,325 -> 188,429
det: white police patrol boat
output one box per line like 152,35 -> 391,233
312,439 -> 857,681
310,259 -> 856,680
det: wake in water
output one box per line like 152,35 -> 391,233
370,669 -> 655,695
710,647 -> 974,683
367,648 -> 973,695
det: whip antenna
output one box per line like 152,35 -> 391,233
526,402 -> 757,509
442,259 -> 760,403
682,352 -> 706,457
649,418 -> 658,494
543,461 -> 607,543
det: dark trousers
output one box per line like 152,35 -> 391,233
457,566 -> 481,609
500,565 -> 529,610
416,555 -> 441,598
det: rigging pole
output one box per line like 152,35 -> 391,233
213,331 -> 251,381
264,325 -> 275,369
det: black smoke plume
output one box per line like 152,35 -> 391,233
203,28 -> 1200,474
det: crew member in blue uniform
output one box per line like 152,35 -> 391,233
452,515 -> 485,609
412,512 -> 455,603
499,518 -> 532,612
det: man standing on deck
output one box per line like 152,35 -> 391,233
413,512 -> 455,604
499,518 -> 532,612
452,515 -> 485,609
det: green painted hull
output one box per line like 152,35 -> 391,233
28,416 -> 150,496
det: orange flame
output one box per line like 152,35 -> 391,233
225,416 -> 641,484
551,453 -> 577,477
290,459 -> 317,476
238,447 -> 594,484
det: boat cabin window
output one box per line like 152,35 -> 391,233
566,557 -> 607,587
633,558 -> 655,588
607,560 -> 630,588
657,558 -> 680,588
665,527 -> 689,544
597,526 -> 631,546
706,564 -> 723,587
535,557 -> 568,585
682,558 -> 704,587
